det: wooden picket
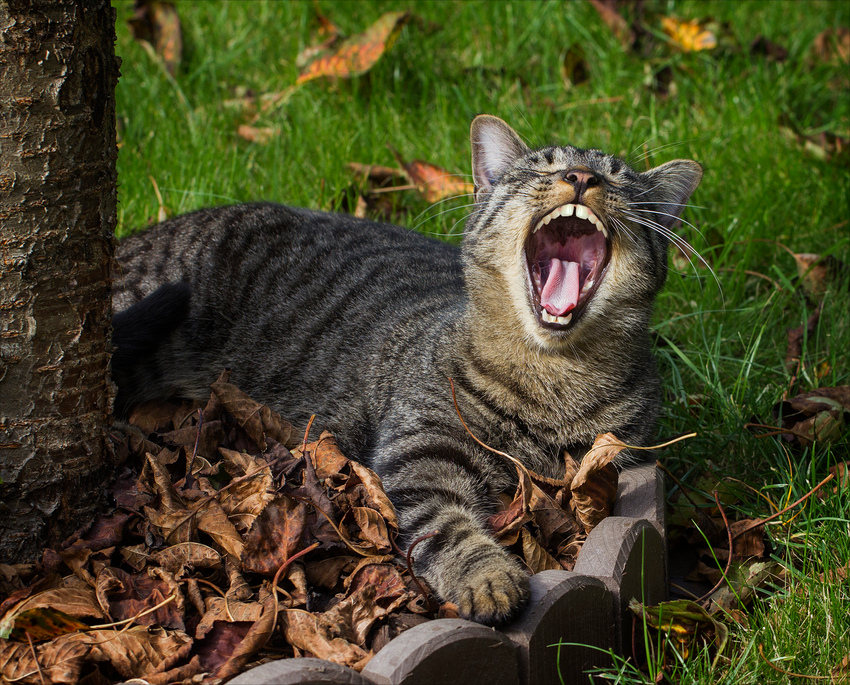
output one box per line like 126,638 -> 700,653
230,461 -> 666,685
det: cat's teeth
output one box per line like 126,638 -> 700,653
581,278 -> 595,294
541,310 -> 572,325
532,204 -> 609,237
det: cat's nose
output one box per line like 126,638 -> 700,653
563,169 -> 600,202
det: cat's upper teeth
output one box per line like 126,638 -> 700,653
541,310 -> 572,325
533,204 -> 608,238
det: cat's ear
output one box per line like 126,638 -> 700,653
470,115 -> 529,200
641,160 -> 703,229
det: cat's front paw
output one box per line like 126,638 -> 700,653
430,537 -> 530,625
455,551 -> 530,625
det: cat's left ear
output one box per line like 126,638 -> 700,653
470,115 -> 529,201
641,160 -> 703,228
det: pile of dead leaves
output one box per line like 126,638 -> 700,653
0,371 -> 621,685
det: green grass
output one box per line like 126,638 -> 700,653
114,1 -> 850,682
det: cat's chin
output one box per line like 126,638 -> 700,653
523,201 -> 611,333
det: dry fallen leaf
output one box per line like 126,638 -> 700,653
237,124 -> 278,144
588,0 -> 634,48
127,0 -> 183,76
571,433 -> 624,532
297,11 -> 410,84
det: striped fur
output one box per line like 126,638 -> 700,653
112,116 -> 702,624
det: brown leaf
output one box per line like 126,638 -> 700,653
347,506 -> 392,553
729,520 -> 765,559
488,486 -> 532,545
305,431 -> 350,480
661,16 -> 717,52
305,555 -> 359,590
210,377 -> 292,450
571,433 -> 624,532
212,591 -> 278,680
192,497 -> 245,559
785,305 -> 821,372
345,561 -> 407,604
392,152 -> 475,204
6,577 -> 105,625
793,253 -> 848,294
347,462 -> 399,531
297,11 -> 410,84
521,528 -> 562,574
775,386 -> 850,447
588,0 -> 634,48
810,27 -> 850,66
282,609 -> 372,671
127,1 -> 183,76
78,625 -> 192,680
241,496 -> 307,576
217,448 -> 275,531
151,542 -> 222,576
0,633 -> 91,685
832,654 -> 850,684
95,566 -> 184,631
237,124 -> 278,144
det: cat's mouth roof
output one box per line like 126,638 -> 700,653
524,203 -> 610,330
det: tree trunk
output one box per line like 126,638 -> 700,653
0,0 -> 119,562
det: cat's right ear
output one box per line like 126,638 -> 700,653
471,115 -> 529,201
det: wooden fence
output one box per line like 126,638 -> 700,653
229,461 -> 666,685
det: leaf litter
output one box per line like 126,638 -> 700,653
0,370 -> 621,684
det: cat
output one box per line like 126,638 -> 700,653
112,115 -> 702,625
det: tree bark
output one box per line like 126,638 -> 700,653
0,0 -> 119,562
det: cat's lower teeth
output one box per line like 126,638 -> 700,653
541,311 -> 572,325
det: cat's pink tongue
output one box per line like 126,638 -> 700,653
541,258 -> 580,316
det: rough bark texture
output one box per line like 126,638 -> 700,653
0,0 -> 119,562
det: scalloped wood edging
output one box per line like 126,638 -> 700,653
230,461 -> 666,685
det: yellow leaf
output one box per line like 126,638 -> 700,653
661,16 -> 717,52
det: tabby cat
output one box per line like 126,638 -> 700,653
112,115 -> 702,625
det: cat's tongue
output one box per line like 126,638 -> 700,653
541,258 -> 580,316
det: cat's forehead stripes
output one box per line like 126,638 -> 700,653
512,145 -> 631,181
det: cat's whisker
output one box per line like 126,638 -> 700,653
620,212 -> 723,298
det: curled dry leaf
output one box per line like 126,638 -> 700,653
571,433 -> 624,533
395,156 -> 475,204
774,386 -> 850,447
297,11 -> 410,84
521,528 -> 562,573
282,609 -> 372,671
793,252 -> 848,295
211,373 -> 293,449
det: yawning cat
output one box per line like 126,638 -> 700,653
112,115 -> 702,624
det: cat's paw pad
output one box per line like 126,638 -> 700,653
453,552 -> 530,625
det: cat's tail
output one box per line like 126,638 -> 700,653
111,282 -> 191,418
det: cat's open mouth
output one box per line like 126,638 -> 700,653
525,203 -> 610,329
